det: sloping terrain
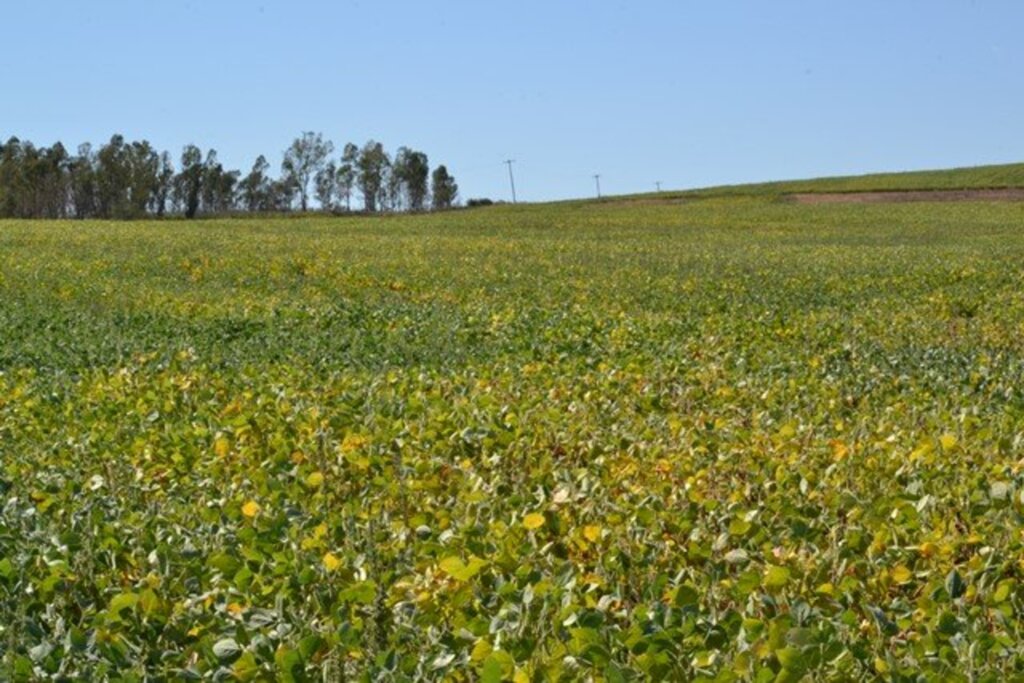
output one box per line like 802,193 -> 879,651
791,188 -> 1024,204
610,162 -> 1024,203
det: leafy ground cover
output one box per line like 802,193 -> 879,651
612,162 -> 1024,201
2,196 -> 1024,680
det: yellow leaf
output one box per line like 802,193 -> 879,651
233,651 -> 259,682
305,471 -> 324,489
909,442 -> 933,462
940,433 -> 958,450
323,552 -> 342,572
764,565 -> 790,589
523,513 -> 545,530
439,555 -> 487,581
214,436 -> 230,458
241,500 -> 261,518
583,525 -> 601,542
302,523 -> 328,550
513,669 -> 530,683
830,440 -> 849,461
340,433 -> 368,453
891,565 -> 913,584
470,639 -> 492,662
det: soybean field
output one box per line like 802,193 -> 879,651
3,193 -> 1024,680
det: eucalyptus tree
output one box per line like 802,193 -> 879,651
96,135 -> 131,218
2,140 -> 71,218
0,137 -> 24,217
124,140 -> 160,219
431,165 -> 458,210
270,176 -> 299,212
68,143 -> 97,219
394,147 -> 430,211
282,132 -> 333,211
174,144 -> 204,219
0,132 -> 454,218
314,161 -> 338,211
152,152 -> 174,217
199,150 -> 238,214
337,143 -> 358,211
357,140 -> 390,212
238,155 -> 272,212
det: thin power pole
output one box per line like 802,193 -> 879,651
504,160 -> 517,203
593,174 -> 602,199
655,181 -> 662,192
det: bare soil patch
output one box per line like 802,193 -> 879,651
790,189 -> 1024,204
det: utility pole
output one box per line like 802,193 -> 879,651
593,174 -> 602,199
504,159 -> 517,203
655,181 -> 662,192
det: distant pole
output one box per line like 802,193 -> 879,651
655,181 -> 662,192
504,159 -> 517,203
594,174 -> 602,199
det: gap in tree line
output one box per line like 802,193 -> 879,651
0,132 -> 459,219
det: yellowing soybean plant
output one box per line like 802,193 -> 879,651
3,196 -> 1024,680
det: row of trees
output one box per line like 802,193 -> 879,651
0,132 -> 458,219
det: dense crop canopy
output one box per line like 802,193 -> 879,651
2,198 -> 1024,679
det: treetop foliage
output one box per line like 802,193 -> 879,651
0,133 -> 457,219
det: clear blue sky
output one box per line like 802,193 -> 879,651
3,1 -> 1022,202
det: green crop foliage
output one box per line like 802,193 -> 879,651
2,196 -> 1024,680
613,161 -> 1024,201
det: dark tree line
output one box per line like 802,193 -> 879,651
0,132 -> 458,219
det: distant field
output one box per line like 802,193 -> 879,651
617,161 -> 1024,201
3,196 -> 1024,679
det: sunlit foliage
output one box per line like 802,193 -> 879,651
2,198 -> 1024,679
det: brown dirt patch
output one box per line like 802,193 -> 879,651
789,189 -> 1024,204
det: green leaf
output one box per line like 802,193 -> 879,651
674,583 -> 700,608
138,588 -> 162,616
213,638 -> 242,662
605,663 -> 628,683
992,580 -> 1014,603
12,655 -> 34,678
867,606 -> 898,636
233,650 -> 259,681
764,565 -> 791,589
68,626 -> 89,651
481,656 -> 505,683
0,558 -> 15,580
107,592 -> 138,620
946,569 -> 966,600
339,580 -> 377,605
775,646 -> 805,672
208,552 -> 240,575
728,518 -> 751,536
275,645 -> 305,683
439,555 -> 487,581
28,642 -> 53,663
298,635 -> 324,661
724,549 -> 750,565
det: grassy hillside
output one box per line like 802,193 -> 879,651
3,200 -> 1024,679
613,161 -> 1024,201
